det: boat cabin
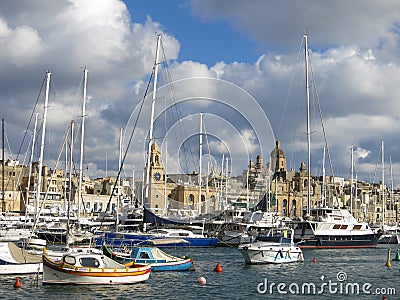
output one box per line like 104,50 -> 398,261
63,253 -> 105,268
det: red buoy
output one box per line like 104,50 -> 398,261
13,277 -> 21,288
312,257 -> 317,264
213,262 -> 222,273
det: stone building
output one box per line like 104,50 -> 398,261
144,142 -> 219,215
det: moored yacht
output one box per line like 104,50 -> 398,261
291,207 -> 381,248
238,228 -> 303,264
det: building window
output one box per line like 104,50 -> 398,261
188,194 -> 194,202
282,199 -> 287,216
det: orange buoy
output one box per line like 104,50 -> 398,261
213,262 -> 222,273
312,257 -> 317,264
197,277 -> 206,284
13,277 -> 21,288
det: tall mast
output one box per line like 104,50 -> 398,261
26,113 -> 39,214
64,134 -> 68,211
118,127 -> 123,208
163,140 -> 167,214
390,156 -> 394,223
225,156 -> 228,208
382,140 -> 385,227
35,71 -> 51,221
67,120 -> 75,236
220,154 -> 224,210
78,67 -> 88,221
1,118 -> 4,212
132,167 -> 135,206
144,33 -> 162,206
304,34 -> 311,215
267,156 -> 271,212
206,161 -> 209,214
350,144 -> 354,214
198,112 -> 203,215
322,146 -> 326,207
246,170 -> 249,210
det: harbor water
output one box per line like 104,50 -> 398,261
1,245 -> 398,299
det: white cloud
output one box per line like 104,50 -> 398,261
2,0 -> 400,186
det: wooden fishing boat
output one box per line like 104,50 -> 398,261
42,248 -> 151,285
102,243 -> 193,271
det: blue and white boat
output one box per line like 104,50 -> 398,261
102,244 -> 193,271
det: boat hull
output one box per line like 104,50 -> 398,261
296,234 -> 380,249
96,232 -> 218,247
238,243 -> 303,264
0,262 -> 42,275
102,244 -> 193,271
378,233 -> 400,244
43,258 -> 151,285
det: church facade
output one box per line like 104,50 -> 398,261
145,142 -> 219,215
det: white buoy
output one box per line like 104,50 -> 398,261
197,277 -> 206,284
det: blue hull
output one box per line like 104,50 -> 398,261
96,232 -> 218,247
151,261 -> 193,271
102,244 -> 194,271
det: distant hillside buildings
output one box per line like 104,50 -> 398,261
1,140 -> 399,225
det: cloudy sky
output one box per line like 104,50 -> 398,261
1,0 -> 400,187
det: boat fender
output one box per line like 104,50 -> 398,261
274,250 -> 283,261
197,277 -> 206,284
297,253 -> 303,262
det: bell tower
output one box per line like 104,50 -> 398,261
148,142 -> 166,209
270,140 -> 287,173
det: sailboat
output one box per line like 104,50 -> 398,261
378,141 -> 400,244
291,35 -> 381,249
37,68 -> 94,246
0,71 -> 52,274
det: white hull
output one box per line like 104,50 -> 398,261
220,231 -> 246,245
0,262 -> 42,275
379,233 -> 400,244
238,242 -> 303,264
0,241 -> 43,274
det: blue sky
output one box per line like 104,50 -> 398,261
125,0 -> 259,65
1,0 -> 400,187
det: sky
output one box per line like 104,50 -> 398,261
1,0 -> 400,188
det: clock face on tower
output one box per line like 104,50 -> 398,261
153,172 -> 161,181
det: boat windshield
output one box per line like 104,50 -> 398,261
79,257 -> 101,268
